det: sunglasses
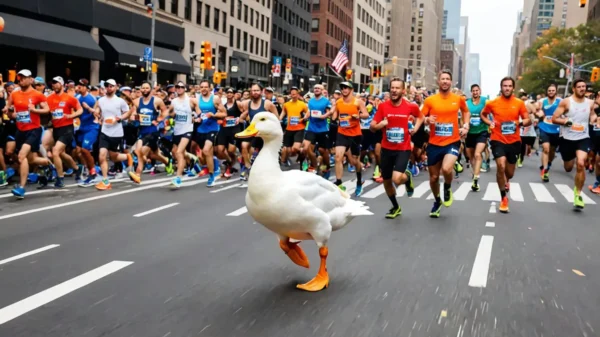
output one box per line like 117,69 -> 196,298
175,85 -> 186,89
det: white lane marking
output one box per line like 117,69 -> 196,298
529,183 -> 556,203
362,184 -> 385,198
227,206 -> 247,216
468,235 -> 494,288
554,184 -> 596,205
452,182 -> 472,201
0,245 -> 60,266
211,183 -> 242,193
426,182 -> 443,200
395,184 -> 406,197
489,203 -> 496,213
342,179 -> 357,194
482,182 -> 501,201
0,189 -> 70,199
0,260 -> 133,325
348,180 -> 373,195
485,221 -> 495,228
509,182 -> 524,202
133,203 -> 179,217
411,181 -> 431,198
0,176 -> 204,221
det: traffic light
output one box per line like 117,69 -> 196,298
372,65 -> 382,78
200,41 -> 212,69
579,0 -> 586,8
151,63 -> 158,73
591,67 -> 600,82
345,69 -> 353,80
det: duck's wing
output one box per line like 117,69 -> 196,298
281,170 -> 349,213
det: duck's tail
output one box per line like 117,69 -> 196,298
345,199 -> 374,216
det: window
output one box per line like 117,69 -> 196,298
229,25 -> 234,47
261,15 -> 265,31
267,0 -> 270,9
230,0 -> 234,16
243,32 -> 248,51
237,0 -> 242,19
159,0 -> 166,10
244,5 -> 248,23
313,0 -> 320,10
250,9 -> 254,26
214,8 -> 220,30
190,41 -> 195,55
184,0 -> 192,20
236,28 -> 241,48
223,12 -> 227,33
266,18 -> 269,34
171,0 -> 179,15
196,0 -> 202,24
311,18 -> 319,32
250,34 -> 254,53
205,4 -> 210,28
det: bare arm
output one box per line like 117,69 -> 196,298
551,99 -> 570,125
213,96 -> 227,118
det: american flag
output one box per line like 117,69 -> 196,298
331,39 -> 349,74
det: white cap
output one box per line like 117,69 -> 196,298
105,79 -> 117,86
120,86 -> 132,92
17,69 -> 32,77
52,76 -> 64,85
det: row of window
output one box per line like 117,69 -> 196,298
363,0 -> 385,19
249,60 -> 268,76
325,19 -> 351,44
230,0 -> 271,34
355,27 -> 384,55
327,0 -> 352,29
195,1 -> 227,33
324,42 -> 340,60
229,25 -> 270,58
272,24 -> 310,53
271,49 -> 310,70
356,5 -> 385,36
274,0 -> 310,16
273,0 -> 311,33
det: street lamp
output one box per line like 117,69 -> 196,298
146,0 -> 157,83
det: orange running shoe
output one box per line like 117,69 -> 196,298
499,196 -> 509,213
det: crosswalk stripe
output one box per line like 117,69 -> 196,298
509,182 -> 524,202
347,180 -> 374,195
554,184 -> 597,205
529,183 -> 556,203
426,182 -> 442,200
227,206 -> 247,216
396,184 -> 406,197
482,182 -> 501,201
411,181 -> 431,198
362,184 -> 385,198
452,182 -> 472,201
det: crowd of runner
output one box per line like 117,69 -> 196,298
0,68 -> 599,217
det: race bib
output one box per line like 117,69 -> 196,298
434,123 -> 453,137
408,121 -> 414,131
140,114 -> 152,126
201,112 -> 209,120
310,110 -> 322,118
593,124 -> 600,131
225,117 -> 237,127
16,111 -> 31,123
360,116 -> 372,129
51,109 -> 64,119
386,127 -> 405,143
175,113 -> 188,123
544,116 -> 553,124
290,116 -> 300,126
470,117 -> 481,126
339,119 -> 351,128
571,123 -> 585,133
501,121 -> 516,135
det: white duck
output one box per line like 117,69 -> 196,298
235,111 -> 373,292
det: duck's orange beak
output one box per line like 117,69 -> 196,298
235,122 -> 258,138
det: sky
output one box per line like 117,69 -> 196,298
461,0 -> 523,97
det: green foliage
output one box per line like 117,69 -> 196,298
518,21 -> 600,95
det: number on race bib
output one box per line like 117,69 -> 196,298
201,112 -> 209,120
571,123 -> 585,132
544,116 -> 553,124
225,117 -> 237,127
175,113 -> 188,123
386,127 -> 405,143
470,117 -> 481,126
310,110 -> 321,118
140,114 -> 152,126
434,123 -> 453,137
290,116 -> 300,126
501,121 -> 516,135
52,109 -> 64,119
16,111 -> 31,123
339,119 -> 351,128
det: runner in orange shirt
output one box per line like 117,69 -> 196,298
422,71 -> 470,217
480,77 -> 531,213
331,81 -> 369,196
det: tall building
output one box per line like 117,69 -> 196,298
408,0 -> 443,89
562,0 -> 588,27
351,0 -> 387,92
457,16 -> 469,89
589,0 -> 600,21
310,0 -> 353,89
465,53 -> 481,92
385,0 -> 412,78
535,0 -> 556,35
271,0 -> 312,91
442,0 -> 461,42
440,39 -> 459,80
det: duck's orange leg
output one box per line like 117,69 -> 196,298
297,247 -> 329,292
279,239 -> 310,268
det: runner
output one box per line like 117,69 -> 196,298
169,81 -> 200,188
464,84 -> 488,191
589,91 -> 600,194
279,87 -> 308,166
75,79 -> 100,186
2,70 -> 52,199
370,77 -> 422,218
216,87 -> 247,178
330,81 -> 369,196
480,76 -> 531,213
422,71 -> 470,217
550,79 -> 597,210
535,84 -> 561,182
94,79 -> 134,190
518,91 -> 537,167
302,84 -> 332,177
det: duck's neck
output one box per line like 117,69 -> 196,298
252,135 -> 283,175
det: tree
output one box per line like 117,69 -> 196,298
518,21 -> 600,95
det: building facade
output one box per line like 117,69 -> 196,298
0,0 -> 189,86
465,53 -> 481,93
271,0 -> 312,91
589,0 -> 600,21
310,0 -> 353,90
442,0 -> 461,42
457,16 -> 469,90
440,39 -> 459,81
407,0 -> 443,90
352,0 -> 387,92
385,0 -> 411,79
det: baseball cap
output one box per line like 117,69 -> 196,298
79,78 -> 89,86
52,76 -> 65,85
34,77 -> 45,84
120,86 -> 132,92
105,79 -> 117,86
265,87 -> 274,92
334,90 -> 341,94
339,81 -> 353,88
17,69 -> 32,77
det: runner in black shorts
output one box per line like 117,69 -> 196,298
217,87 -> 247,177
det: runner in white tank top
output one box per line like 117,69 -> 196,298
167,81 -> 200,188
550,79 -> 598,210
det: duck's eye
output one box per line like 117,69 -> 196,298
260,118 -> 266,121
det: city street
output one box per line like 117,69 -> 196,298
0,158 -> 599,337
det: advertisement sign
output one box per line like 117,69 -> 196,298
272,57 -> 282,78
285,58 -> 292,73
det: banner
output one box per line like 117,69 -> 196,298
285,58 -> 292,73
272,57 -> 282,78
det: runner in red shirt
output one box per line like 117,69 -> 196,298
371,77 -> 423,218
46,76 -> 83,188
1,69 -> 51,199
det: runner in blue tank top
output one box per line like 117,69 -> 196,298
238,83 -> 279,181
535,84 -> 561,182
302,84 -> 332,178
193,80 -> 227,187
128,81 -> 171,184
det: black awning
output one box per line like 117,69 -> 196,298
103,35 -> 190,74
0,12 -> 104,61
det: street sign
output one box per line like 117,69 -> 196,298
559,68 -> 565,78
143,47 -> 152,62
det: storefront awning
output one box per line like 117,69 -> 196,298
103,35 -> 190,74
0,12 -> 104,61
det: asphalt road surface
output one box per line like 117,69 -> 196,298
0,156 -> 599,337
